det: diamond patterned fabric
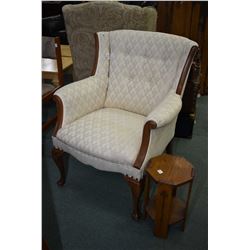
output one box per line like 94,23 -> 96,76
56,108 -> 145,165
146,90 -> 182,127
104,30 -> 197,116
54,76 -> 107,127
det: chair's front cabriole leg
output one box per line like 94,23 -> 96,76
52,147 -> 66,186
124,175 -> 145,220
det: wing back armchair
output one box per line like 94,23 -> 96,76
52,30 -> 199,220
62,1 -> 157,81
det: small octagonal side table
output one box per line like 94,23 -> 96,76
144,154 -> 194,238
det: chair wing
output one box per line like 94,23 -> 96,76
54,76 -> 108,128
146,91 -> 182,128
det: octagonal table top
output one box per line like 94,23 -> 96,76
146,154 -> 194,186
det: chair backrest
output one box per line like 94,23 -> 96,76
99,30 -> 198,116
62,1 -> 157,81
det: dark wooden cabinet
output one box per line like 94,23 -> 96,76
157,1 -> 208,95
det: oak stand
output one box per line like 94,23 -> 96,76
144,154 -> 194,238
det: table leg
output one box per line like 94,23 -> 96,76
143,175 -> 151,219
173,186 -> 177,197
182,180 -> 193,231
154,184 -> 173,238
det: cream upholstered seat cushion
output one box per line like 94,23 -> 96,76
56,108 -> 145,165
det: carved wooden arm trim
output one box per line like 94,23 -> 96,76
188,48 -> 201,110
176,46 -> 199,95
42,86 -> 61,103
133,120 -> 157,169
181,48 -> 201,114
53,95 -> 64,136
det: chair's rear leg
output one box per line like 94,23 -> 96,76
52,147 -> 66,186
124,175 -> 145,220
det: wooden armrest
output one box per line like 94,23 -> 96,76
133,120 -> 157,169
42,86 -> 61,103
53,95 -> 64,136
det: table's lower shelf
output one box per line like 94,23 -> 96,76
146,196 -> 186,225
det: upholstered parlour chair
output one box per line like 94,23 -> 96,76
52,30 -> 200,220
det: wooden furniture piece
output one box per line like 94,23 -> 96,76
157,1 -> 207,95
51,30 -> 198,220
42,36 -> 64,131
42,44 -> 72,86
61,44 -> 72,57
42,239 -> 49,250
156,1 -> 206,138
144,154 -> 194,238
